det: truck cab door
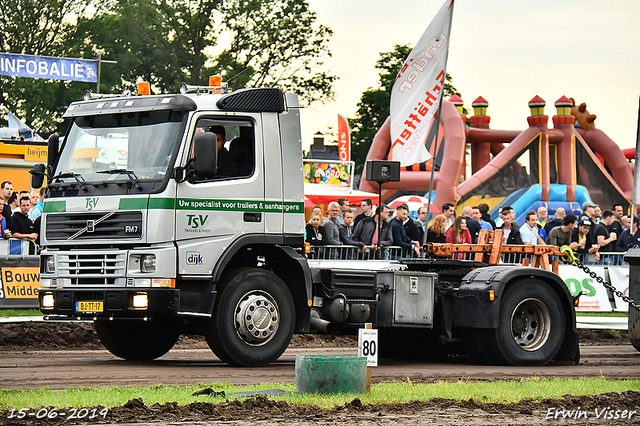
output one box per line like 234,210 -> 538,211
175,114 -> 264,276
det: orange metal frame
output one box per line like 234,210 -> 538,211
424,229 -> 563,273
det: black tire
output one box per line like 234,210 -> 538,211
482,280 -> 565,365
95,320 -> 179,360
205,268 -> 295,367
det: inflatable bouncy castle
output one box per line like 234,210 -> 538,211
359,95 -> 634,222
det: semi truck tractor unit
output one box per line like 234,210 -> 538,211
35,82 -> 579,367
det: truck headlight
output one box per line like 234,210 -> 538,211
141,254 -> 156,273
43,256 -> 55,273
42,293 -> 55,309
131,292 -> 148,309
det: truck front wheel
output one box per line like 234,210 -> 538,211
206,268 -> 295,367
480,280 -> 565,365
95,320 -> 179,360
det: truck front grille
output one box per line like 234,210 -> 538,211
58,253 -> 126,285
75,291 -> 104,301
45,212 -> 143,241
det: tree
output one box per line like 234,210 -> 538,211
349,44 -> 461,175
0,0 -> 95,134
80,0 -> 222,93
2,0 -> 336,134
211,0 -> 336,106
86,0 -> 336,105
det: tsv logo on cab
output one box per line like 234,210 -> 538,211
187,214 -> 209,229
85,197 -> 99,210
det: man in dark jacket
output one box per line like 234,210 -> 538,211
580,201 -> 599,240
544,207 -> 565,235
390,204 -> 420,256
594,210 -> 617,253
339,211 -> 364,249
354,198 -> 374,227
9,196 -> 38,240
617,215 -> 640,251
353,203 -> 392,250
495,206 -> 522,244
610,203 -> 624,238
414,206 -> 428,243
403,213 -> 422,244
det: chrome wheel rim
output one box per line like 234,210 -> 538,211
510,298 -> 551,351
234,290 -> 279,346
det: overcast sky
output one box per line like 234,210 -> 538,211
302,0 -> 640,154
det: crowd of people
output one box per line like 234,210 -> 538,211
3,176 -> 637,261
305,197 -> 640,260
0,181 -> 43,245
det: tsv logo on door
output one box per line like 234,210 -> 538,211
186,251 -> 203,265
85,197 -> 99,210
187,214 -> 208,229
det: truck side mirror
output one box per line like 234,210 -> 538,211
193,132 -> 217,180
47,133 -> 59,172
30,163 -> 46,189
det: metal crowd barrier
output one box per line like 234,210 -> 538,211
0,238 -> 38,256
307,245 -> 418,261
307,244 -> 629,266
500,252 -> 627,266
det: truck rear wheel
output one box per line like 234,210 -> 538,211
95,320 -> 179,360
205,268 -> 295,367
479,280 -> 565,365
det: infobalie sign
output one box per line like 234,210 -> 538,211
0,52 -> 97,82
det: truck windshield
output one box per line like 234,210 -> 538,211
55,110 -> 185,182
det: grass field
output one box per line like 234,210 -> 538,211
576,311 -> 628,317
1,378 -> 639,410
0,309 -> 42,317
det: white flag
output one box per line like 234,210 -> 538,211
390,0 -> 454,167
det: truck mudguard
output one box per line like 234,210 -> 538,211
212,234 -> 311,333
453,265 -> 576,331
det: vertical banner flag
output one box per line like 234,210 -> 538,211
390,0 -> 454,167
337,114 -> 351,163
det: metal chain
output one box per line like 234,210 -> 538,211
560,246 -> 640,312
574,258 -> 640,312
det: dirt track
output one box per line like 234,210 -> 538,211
1,344 -> 639,390
1,323 -> 639,425
0,323 -> 639,389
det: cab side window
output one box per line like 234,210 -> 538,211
191,118 -> 255,180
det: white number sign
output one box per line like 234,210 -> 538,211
358,328 -> 378,367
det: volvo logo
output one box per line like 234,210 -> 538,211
67,211 -> 115,240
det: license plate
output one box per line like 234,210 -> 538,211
76,301 -> 103,313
